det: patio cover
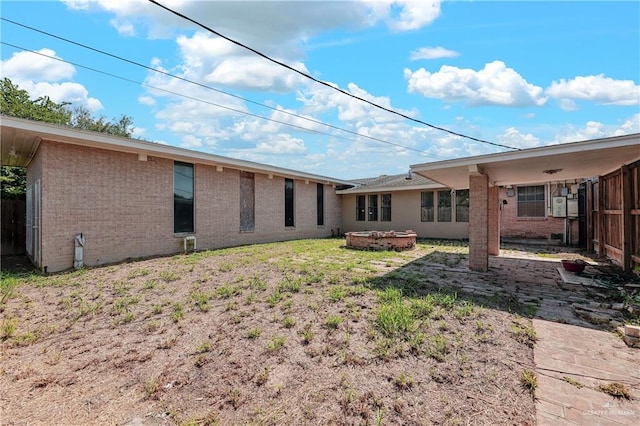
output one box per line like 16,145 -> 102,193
411,133 -> 640,271
411,133 -> 640,190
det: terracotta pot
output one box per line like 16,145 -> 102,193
561,259 -> 587,273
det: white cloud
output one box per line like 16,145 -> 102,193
1,48 -> 103,111
254,135 -> 307,154
181,134 -> 203,148
64,0 -> 442,51
1,49 -> 75,81
615,113 -> 640,135
138,95 -> 156,106
109,18 -> 136,36
546,74 -> 640,106
550,114 -> 640,144
365,0 -> 442,31
404,61 -> 547,107
15,80 -> 103,112
131,127 -> 146,138
497,127 -> 541,149
205,57 -> 308,92
298,82 -> 417,124
410,46 -> 459,61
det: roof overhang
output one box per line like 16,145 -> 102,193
411,133 -> 640,189
336,182 -> 445,195
0,116 -> 352,185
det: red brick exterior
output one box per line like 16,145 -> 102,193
469,174 -> 488,271
30,141 -> 342,272
345,231 -> 417,251
499,187 -> 579,243
488,186 -> 500,256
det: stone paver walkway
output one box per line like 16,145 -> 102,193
534,319 -> 640,425
399,242 -> 640,424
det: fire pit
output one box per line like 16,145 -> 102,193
345,230 -> 417,251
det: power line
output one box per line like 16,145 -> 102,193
1,17 -> 430,155
148,0 -> 521,151
1,41 -> 427,153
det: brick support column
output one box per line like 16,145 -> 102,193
488,185 -> 500,256
469,173 -> 489,271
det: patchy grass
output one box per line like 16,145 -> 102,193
0,238 -> 539,425
520,370 -> 538,397
598,382 -> 631,399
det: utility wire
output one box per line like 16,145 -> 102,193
1,41 -> 427,153
1,17 -> 426,155
148,0 -> 521,151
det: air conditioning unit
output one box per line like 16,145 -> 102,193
552,197 -> 566,217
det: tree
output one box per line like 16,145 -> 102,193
70,106 -> 133,138
0,78 -> 71,125
1,78 -> 135,199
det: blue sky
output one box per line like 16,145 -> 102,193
1,0 -> 638,179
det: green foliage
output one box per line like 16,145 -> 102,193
70,106 -> 132,137
1,78 -> 71,125
1,78 -> 134,199
0,167 -> 26,199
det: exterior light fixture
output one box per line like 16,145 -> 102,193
542,168 -> 562,174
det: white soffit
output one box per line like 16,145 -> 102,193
411,134 -> 640,189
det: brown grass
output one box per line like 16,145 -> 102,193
0,239 -> 536,425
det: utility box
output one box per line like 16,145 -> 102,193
567,199 -> 579,217
552,196 -> 567,217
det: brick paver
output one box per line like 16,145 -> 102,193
534,319 -> 639,425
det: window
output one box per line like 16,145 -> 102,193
317,183 -> 324,226
285,178 -> 295,227
517,185 -> 545,217
174,162 -> 194,233
368,194 -> 378,221
438,190 -> 451,222
240,172 -> 255,232
356,195 -> 365,221
421,191 -> 434,222
381,194 -> 391,221
455,189 -> 469,222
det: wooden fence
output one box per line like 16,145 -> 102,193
595,159 -> 640,271
1,199 -> 26,256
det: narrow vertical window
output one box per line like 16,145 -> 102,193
421,191 -> 434,222
438,190 -> 452,222
368,194 -> 378,221
174,161 -> 194,233
455,189 -> 469,222
381,194 -> 391,221
317,183 -> 324,226
356,195 -> 365,221
240,171 -> 255,231
285,178 -> 294,227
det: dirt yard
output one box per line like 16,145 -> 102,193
1,239 -> 539,425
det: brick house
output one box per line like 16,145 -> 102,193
2,117 -> 351,273
2,116 -> 638,273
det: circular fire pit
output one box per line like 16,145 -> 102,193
345,230 -> 417,251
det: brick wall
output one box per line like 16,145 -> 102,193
36,141 -> 342,272
469,174 -> 488,271
500,186 -> 579,242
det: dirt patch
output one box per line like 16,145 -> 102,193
1,239 -> 536,425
